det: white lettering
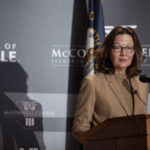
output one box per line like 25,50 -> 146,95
149,48 -> 150,57
142,48 -> 147,57
4,43 -> 16,50
77,49 -> 86,58
0,50 -> 8,62
69,49 -> 76,57
12,44 -> 16,50
62,50 -> 69,57
4,43 -> 11,50
9,51 -> 17,62
52,48 -> 61,57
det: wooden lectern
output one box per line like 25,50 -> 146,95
79,114 -> 150,150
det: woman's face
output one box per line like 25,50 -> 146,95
110,34 -> 135,74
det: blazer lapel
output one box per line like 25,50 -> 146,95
105,74 -> 130,116
130,77 -> 146,105
130,77 -> 138,94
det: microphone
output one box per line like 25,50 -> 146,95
139,75 -> 150,83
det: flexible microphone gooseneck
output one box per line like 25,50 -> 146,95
129,78 -> 135,116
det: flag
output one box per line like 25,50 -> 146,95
84,0 -> 105,76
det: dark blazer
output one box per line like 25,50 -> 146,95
72,73 -> 148,141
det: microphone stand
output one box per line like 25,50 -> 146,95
129,78 -> 135,116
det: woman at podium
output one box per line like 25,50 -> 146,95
72,26 -> 148,141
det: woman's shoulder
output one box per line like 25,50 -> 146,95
83,73 -> 105,83
133,75 -> 148,89
79,73 -> 106,92
134,75 -> 147,83
83,72 -> 105,82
